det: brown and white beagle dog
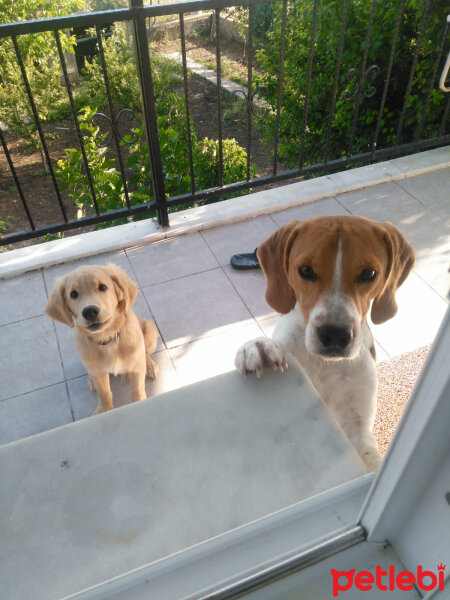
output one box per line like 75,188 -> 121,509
235,215 -> 415,470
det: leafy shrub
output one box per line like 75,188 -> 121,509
56,95 -> 253,224
56,107 -> 126,217
82,23 -> 183,111
0,216 -> 8,234
125,93 -> 197,201
251,3 -> 276,39
81,23 -> 141,111
158,92 -> 198,196
119,91 -> 253,204
194,137 -> 253,192
228,3 -> 275,41
255,0 -> 449,168
0,0 -> 81,147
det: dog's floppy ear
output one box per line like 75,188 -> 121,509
45,275 -> 74,327
371,222 -> 415,324
257,220 -> 301,314
107,263 -> 138,315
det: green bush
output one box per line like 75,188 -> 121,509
125,93 -> 197,201
0,0 -> 81,147
228,3 -> 275,40
81,23 -> 141,111
56,106 -> 127,216
0,216 -> 9,234
194,137 -> 253,192
81,23 -> 183,112
255,0 -> 448,168
56,96 -> 253,223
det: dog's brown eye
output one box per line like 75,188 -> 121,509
358,269 -> 377,283
70,290 -> 78,299
298,266 -> 317,281
98,284 -> 107,292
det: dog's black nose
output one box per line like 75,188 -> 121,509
318,324 -> 352,350
82,305 -> 99,321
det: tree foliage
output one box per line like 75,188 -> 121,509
56,94 -> 252,222
255,0 -> 449,168
81,23 -> 183,112
0,0 -> 82,146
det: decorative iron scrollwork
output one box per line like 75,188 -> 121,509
230,85 -> 270,123
91,108 -> 139,147
343,65 -> 380,102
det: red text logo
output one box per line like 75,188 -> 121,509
330,564 -> 445,597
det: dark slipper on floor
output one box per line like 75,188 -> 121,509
230,248 -> 260,270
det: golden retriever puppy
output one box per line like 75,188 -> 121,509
46,263 -> 158,415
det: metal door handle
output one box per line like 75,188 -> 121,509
439,52 -> 450,92
439,16 -> 450,92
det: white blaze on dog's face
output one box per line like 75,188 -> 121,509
257,216 -> 415,361
45,264 -> 138,333
289,225 -> 387,359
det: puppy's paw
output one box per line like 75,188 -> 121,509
146,356 -> 159,380
235,337 -> 288,378
88,375 -> 95,391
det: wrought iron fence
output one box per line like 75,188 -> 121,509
0,0 -> 449,246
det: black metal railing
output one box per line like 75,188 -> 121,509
0,0 -> 449,246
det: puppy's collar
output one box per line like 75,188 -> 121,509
88,331 -> 120,345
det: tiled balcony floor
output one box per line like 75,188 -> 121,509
0,164 -> 449,446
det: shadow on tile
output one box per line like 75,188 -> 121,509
0,383 -> 72,446
68,350 -> 180,420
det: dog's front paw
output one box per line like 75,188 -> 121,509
146,356 -> 159,380
93,403 -> 107,416
235,337 -> 288,378
360,445 -> 382,472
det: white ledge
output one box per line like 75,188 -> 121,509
0,147 -> 449,280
